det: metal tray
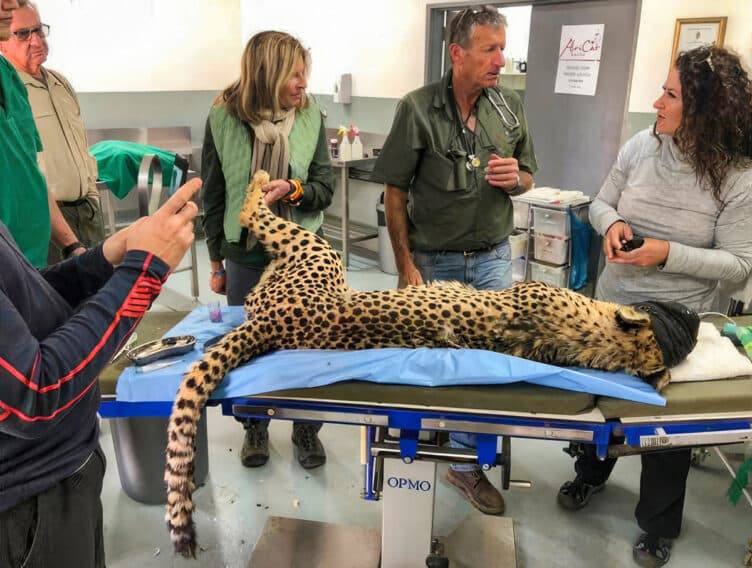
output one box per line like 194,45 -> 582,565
127,335 -> 196,366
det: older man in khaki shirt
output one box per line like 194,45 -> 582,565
0,2 -> 103,263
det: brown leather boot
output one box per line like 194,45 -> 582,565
446,468 -> 505,515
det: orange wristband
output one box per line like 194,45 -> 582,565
283,178 -> 304,205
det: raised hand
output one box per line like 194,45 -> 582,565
106,178 -> 201,270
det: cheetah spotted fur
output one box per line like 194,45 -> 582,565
165,171 -> 674,556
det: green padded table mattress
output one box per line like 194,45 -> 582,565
251,381 -> 596,417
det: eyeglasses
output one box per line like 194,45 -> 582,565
10,23 -> 50,42
450,5 -> 500,45
456,5 -> 497,23
454,5 -> 498,28
687,45 -> 715,73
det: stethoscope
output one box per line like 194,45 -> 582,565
486,88 -> 520,130
451,88 -> 521,171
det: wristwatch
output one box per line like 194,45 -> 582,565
508,174 -> 526,196
62,241 -> 85,258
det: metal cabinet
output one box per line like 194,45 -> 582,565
511,198 -> 591,289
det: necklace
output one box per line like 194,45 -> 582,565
461,107 -> 473,126
457,105 -> 480,171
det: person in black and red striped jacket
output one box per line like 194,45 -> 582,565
0,176 -> 200,568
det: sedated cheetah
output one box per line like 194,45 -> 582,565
164,171 -> 699,556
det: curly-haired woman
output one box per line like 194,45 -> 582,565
201,31 -> 334,470
557,45 -> 752,567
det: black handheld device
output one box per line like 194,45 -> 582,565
620,237 -> 645,252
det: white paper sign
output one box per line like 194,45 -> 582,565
554,24 -> 604,96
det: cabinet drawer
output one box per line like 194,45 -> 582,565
534,233 -> 569,265
529,261 -> 568,288
509,230 -> 528,258
512,257 -> 526,283
532,207 -> 568,237
513,201 -> 530,229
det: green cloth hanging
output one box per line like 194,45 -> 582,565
727,456 -> 752,505
89,140 -> 178,199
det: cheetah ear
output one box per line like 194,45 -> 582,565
615,307 -> 651,328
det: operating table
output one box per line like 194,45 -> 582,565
98,312 -> 752,567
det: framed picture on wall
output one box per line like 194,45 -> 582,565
671,17 -> 727,63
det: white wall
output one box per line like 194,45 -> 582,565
628,0 -> 752,112
240,0 -> 427,99
30,1 -> 752,108
35,0 -> 241,92
239,1 -> 532,99
31,0 -> 529,97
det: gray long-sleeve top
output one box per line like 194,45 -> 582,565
589,129 -> 752,311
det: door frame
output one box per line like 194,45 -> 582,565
424,0 -> 606,84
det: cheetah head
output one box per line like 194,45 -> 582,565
614,301 -> 700,391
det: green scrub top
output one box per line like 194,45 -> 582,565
0,56 -> 50,268
372,70 -> 537,252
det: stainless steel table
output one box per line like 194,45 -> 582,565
331,157 -> 378,268
97,157 -> 200,300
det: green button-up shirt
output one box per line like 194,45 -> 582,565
0,56 -> 50,268
372,70 -> 537,252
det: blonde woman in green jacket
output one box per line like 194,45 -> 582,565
201,31 -> 334,470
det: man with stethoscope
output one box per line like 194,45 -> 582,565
372,4 -> 537,518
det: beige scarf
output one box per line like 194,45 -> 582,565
247,107 -> 296,249
250,107 -> 296,181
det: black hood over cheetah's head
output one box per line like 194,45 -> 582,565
632,301 -> 700,368
613,299 -> 699,390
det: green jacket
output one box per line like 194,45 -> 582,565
0,57 -> 50,268
372,70 -> 537,252
202,100 -> 334,266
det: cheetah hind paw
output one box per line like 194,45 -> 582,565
239,170 -> 270,229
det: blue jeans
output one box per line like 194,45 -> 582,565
412,241 -> 512,291
413,240 -> 512,471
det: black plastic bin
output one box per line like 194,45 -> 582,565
110,413 -> 209,504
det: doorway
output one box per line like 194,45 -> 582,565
425,3 -> 532,94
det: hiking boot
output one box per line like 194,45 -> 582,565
291,424 -> 326,469
632,532 -> 672,567
557,476 -> 605,510
446,468 -> 505,515
240,422 -> 269,467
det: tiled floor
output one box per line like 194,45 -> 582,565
100,239 -> 751,567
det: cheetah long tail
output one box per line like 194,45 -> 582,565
164,322 -> 269,557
